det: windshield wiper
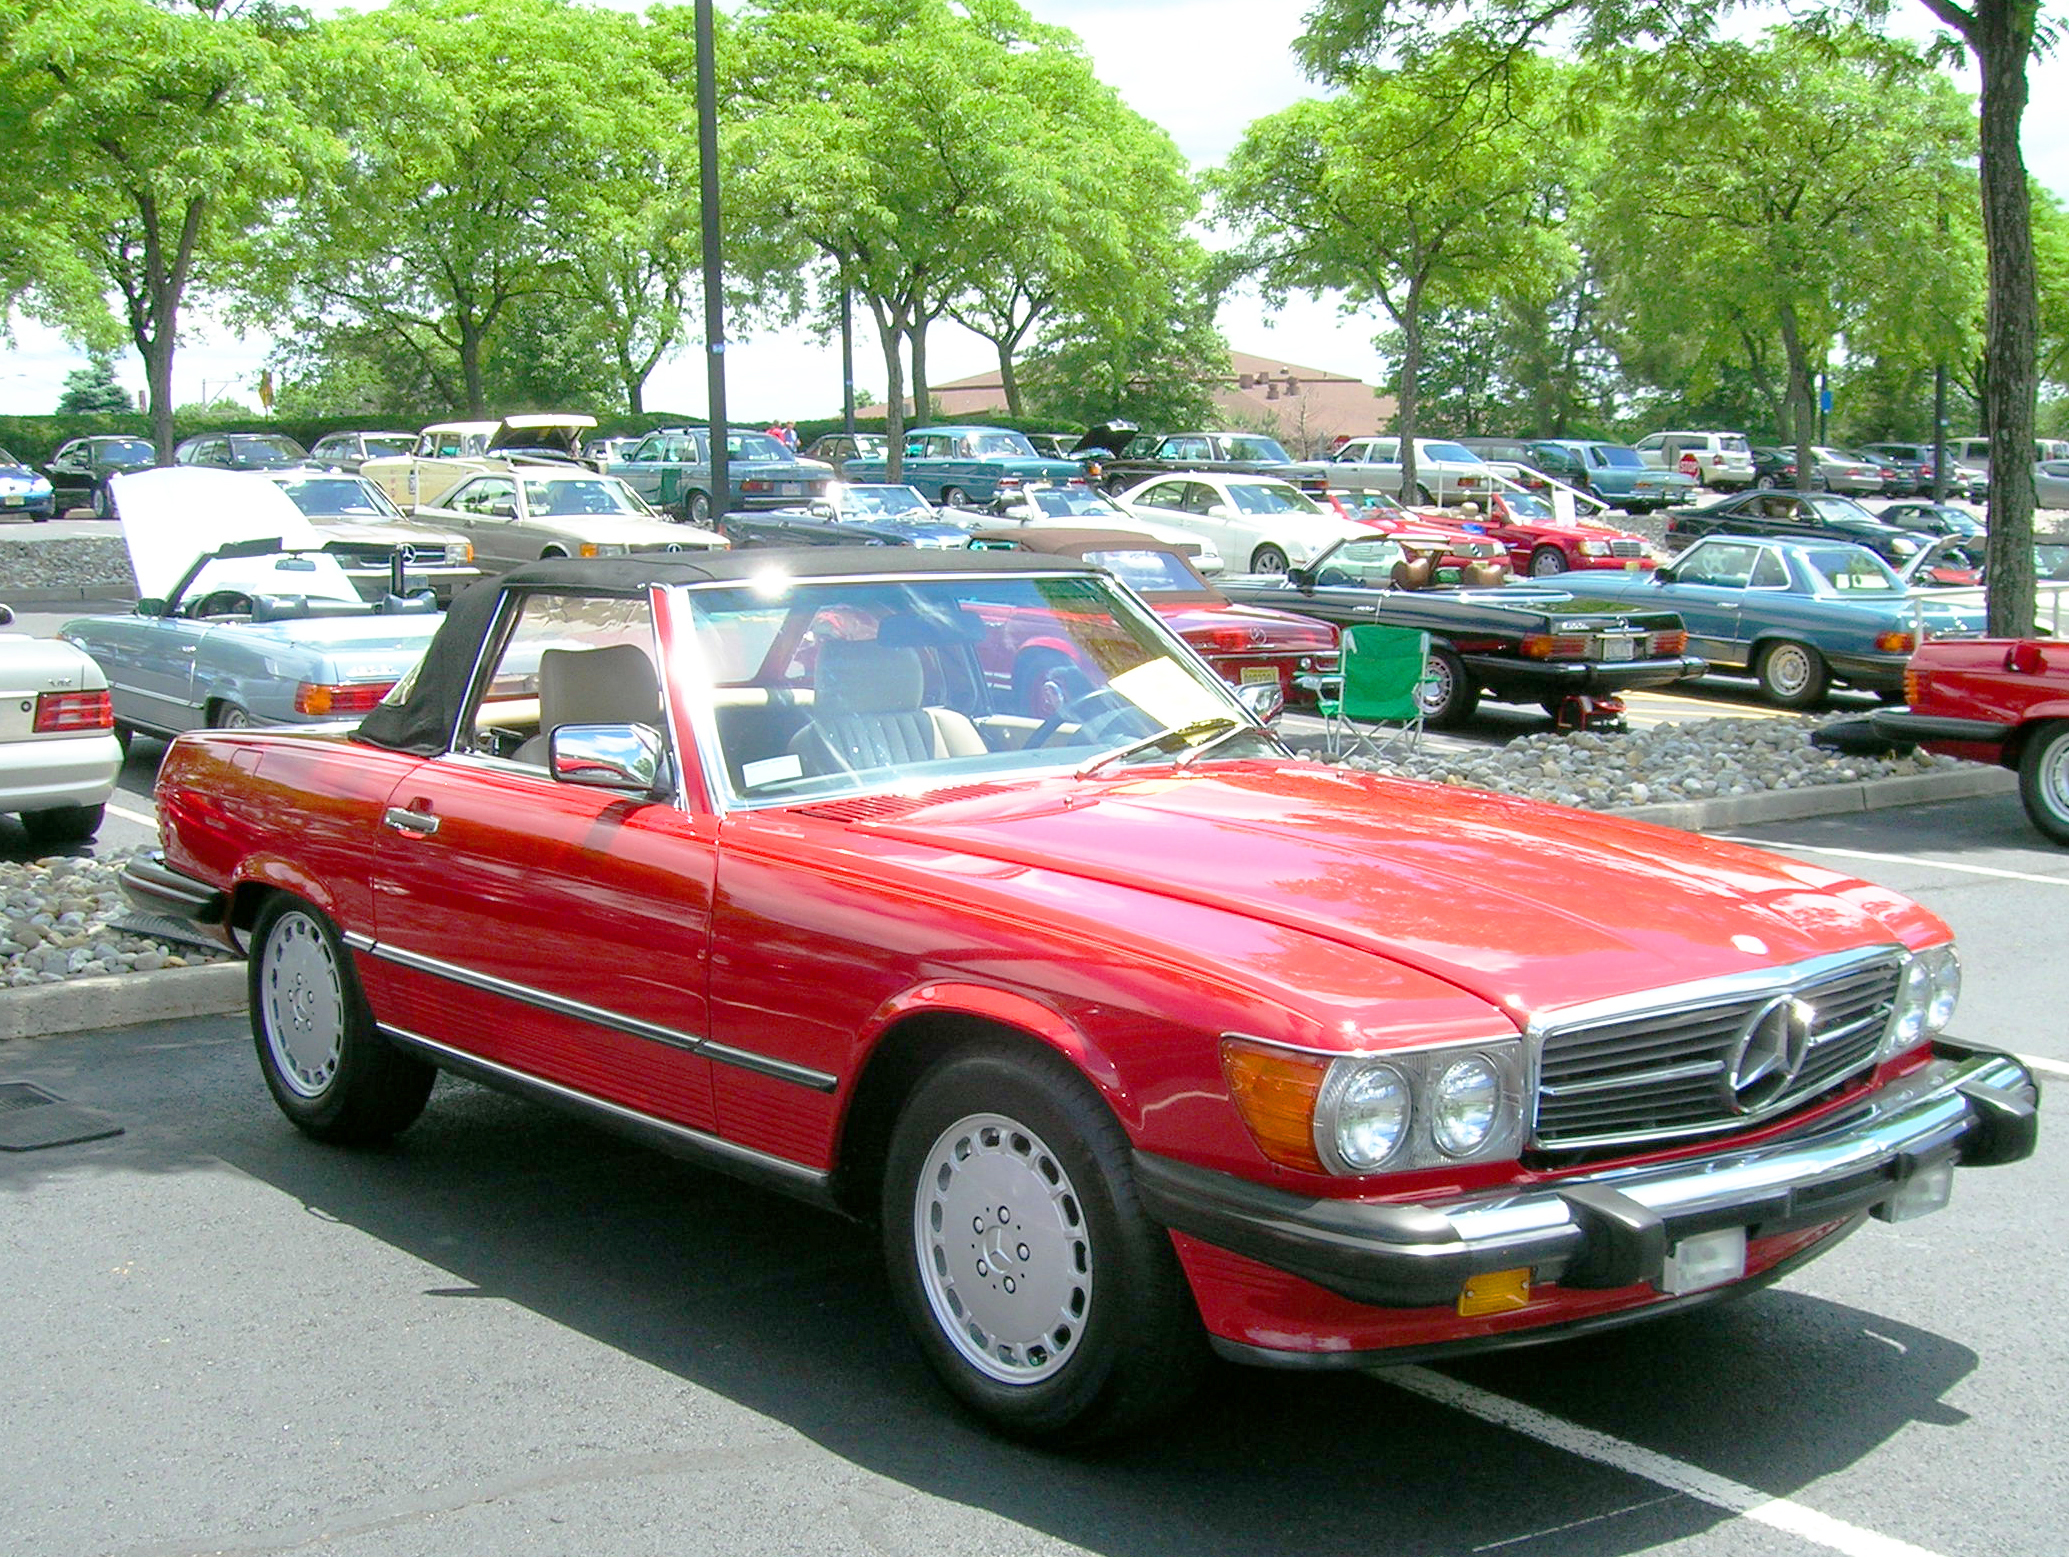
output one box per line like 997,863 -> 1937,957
1075,717 -> 1241,781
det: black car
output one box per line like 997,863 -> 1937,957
1073,422 -> 1328,492
45,434 -> 157,517
1749,446 -> 1824,491
1662,489 -> 1928,565
1878,499 -> 1986,539
1217,532 -> 1706,727
172,432 -> 310,472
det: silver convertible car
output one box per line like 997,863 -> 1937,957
60,468 -> 442,738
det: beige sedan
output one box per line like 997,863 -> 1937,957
414,469 -> 728,572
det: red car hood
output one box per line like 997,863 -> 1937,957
840,765 -> 1925,1020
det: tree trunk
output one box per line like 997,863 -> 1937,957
1776,303 -> 1818,492
142,321 -> 176,465
910,308 -> 932,426
998,346 -> 1022,419
868,296 -> 909,482
1972,0 -> 2039,637
459,317 -> 488,418
1395,301 -> 1422,503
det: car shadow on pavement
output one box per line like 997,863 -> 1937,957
1,1021 -> 1986,1557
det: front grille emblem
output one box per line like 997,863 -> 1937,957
1723,996 -> 1814,1112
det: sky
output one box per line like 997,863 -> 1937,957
2,0 -> 2065,422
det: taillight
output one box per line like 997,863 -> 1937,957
1874,630 -> 1917,655
33,689 -> 113,733
1521,633 -> 1589,659
739,478 -> 772,494
1651,628 -> 1689,655
294,681 -> 395,716
1903,668 -> 1923,703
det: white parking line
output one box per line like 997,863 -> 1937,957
1387,1366 -> 1947,1557
2017,1052 -> 2069,1079
108,801 -> 157,829
1714,836 -> 2069,888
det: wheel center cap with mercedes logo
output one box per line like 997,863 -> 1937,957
1722,995 -> 1815,1112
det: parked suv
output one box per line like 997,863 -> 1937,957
1633,430 -> 1756,490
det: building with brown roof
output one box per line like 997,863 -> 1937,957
924,350 -> 1396,457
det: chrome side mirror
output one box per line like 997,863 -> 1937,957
549,723 -> 669,796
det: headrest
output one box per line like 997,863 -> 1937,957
815,640 -> 924,716
1391,555 -> 1434,590
538,643 -> 661,733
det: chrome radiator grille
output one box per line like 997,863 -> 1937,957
1607,539 -> 1646,558
1531,949 -> 1902,1152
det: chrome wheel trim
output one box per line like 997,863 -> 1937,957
1530,548 -> 1567,576
260,911 -> 345,1099
216,704 -> 255,729
1417,654 -> 1456,716
912,1111 -> 1092,1386
2040,734 -> 2069,821
1764,643 -> 1814,699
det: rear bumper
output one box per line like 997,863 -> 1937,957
0,732 -> 122,812
1137,1042 -> 2036,1345
120,851 -> 229,931
1867,709 -> 2013,749
1467,652 -> 1709,699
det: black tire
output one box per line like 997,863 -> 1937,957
1416,645 -> 1480,727
880,1043 -> 1207,1446
940,485 -> 970,509
91,482 -> 110,519
1528,545 -> 1568,577
249,896 -> 434,1144
1250,544 -> 1290,574
2018,721 -> 2069,846
20,802 -> 104,845
211,701 -> 256,729
683,490 -> 713,524
1755,639 -> 1829,708
1413,484 -> 1435,506
1755,474 -> 1778,491
540,546 -> 570,559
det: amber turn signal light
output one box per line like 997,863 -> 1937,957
1458,1267 -> 1531,1316
1220,1037 -> 1329,1173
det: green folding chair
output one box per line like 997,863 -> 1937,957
1315,623 -> 1431,759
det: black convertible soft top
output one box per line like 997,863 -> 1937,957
352,548 -> 1101,756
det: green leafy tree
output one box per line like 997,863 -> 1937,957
55,355 -> 133,414
1016,258 -> 1229,431
1208,43 -> 1572,501
1589,31 -> 1975,490
1295,0 -> 2055,635
0,0 -> 329,458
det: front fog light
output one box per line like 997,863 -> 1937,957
1323,1063 -> 1411,1171
1432,1055 -> 1501,1155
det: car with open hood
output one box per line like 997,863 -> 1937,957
125,545 -> 2036,1444
359,414 -> 598,511
59,467 -> 444,738
412,468 -> 727,574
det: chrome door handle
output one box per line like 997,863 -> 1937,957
382,806 -> 439,836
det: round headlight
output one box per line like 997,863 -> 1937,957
1329,1063 -> 1411,1171
1431,1055 -> 1501,1156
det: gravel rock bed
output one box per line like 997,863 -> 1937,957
0,536 -> 135,593
0,851 -> 227,987
1284,712 -> 1964,811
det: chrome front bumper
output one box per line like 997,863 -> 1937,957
1136,1041 -> 2038,1310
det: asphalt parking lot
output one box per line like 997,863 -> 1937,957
0,792 -> 2060,1557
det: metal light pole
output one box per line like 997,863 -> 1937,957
695,0 -> 728,522
1933,366 -> 1950,503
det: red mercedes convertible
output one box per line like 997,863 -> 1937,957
130,549 -> 2038,1443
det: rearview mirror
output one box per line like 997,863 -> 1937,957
488,501 -> 517,518
550,723 -> 669,796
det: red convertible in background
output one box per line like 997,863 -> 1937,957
1865,637 -> 2069,843
131,549 -> 2037,1443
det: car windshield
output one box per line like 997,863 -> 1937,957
277,477 -> 404,518
362,436 -> 415,459
522,477 -> 647,516
1223,436 -> 1293,462
1029,488 -> 1122,517
1077,549 -> 1204,594
1226,482 -> 1324,516
1594,446 -> 1645,469
229,436 -> 307,462
1805,547 -> 1903,594
0,447 -> 25,466
679,570 -> 1266,808
1309,536 -> 1411,585
725,433 -> 793,463
1423,442 -> 1483,464
842,486 -> 931,516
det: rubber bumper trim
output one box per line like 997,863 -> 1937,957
1136,1043 -> 2037,1310
118,850 -> 227,925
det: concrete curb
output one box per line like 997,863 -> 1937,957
1608,762 -> 2018,830
4,583 -> 136,605
0,960 -> 244,1042
0,764 -> 2026,1044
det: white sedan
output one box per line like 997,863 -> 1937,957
1112,473 -> 1372,574
985,482 -> 1226,573
0,606 -> 122,844
414,469 -> 728,572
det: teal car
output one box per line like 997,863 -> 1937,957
606,426 -> 831,523
1528,440 -> 1698,512
837,424 -> 1082,507
1572,533 -> 1986,707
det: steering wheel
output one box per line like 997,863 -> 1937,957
1026,686 -> 1142,750
192,590 -> 254,619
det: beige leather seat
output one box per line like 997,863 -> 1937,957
513,643 -> 662,766
792,640 -> 985,775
